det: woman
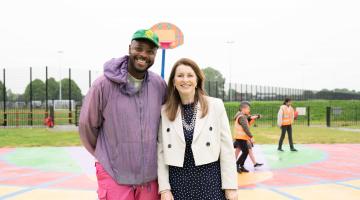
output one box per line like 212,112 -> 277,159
277,98 -> 298,151
157,58 -> 238,200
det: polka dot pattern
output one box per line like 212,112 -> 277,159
169,103 -> 226,200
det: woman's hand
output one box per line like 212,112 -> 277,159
225,189 -> 238,200
160,190 -> 174,200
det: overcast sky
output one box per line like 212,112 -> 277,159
0,0 -> 359,94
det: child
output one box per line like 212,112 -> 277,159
233,101 -> 261,173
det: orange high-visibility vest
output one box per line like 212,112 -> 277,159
234,114 -> 251,141
282,106 -> 293,126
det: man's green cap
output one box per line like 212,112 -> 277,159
132,29 -> 159,48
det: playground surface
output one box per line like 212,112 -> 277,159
0,144 -> 359,200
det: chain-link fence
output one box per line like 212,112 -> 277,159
1,67 -> 359,128
204,81 -> 360,102
0,67 -> 94,127
327,106 -> 360,128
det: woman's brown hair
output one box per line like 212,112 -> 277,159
165,58 -> 208,121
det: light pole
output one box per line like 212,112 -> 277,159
57,50 -> 64,101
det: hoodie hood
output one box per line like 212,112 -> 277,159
103,56 -> 129,84
103,55 -> 150,96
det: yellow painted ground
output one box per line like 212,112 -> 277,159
0,186 -> 22,196
238,171 -> 273,186
278,184 -> 360,200
237,188 -> 288,200
342,179 -> 360,188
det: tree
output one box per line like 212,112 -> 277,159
60,78 -> 82,102
303,90 -> 315,99
6,89 -> 19,102
47,77 -> 59,100
333,88 -> 351,93
23,79 -> 45,102
202,67 -> 225,98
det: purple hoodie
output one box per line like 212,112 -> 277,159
79,56 -> 167,185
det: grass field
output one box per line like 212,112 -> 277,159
249,126 -> 360,144
225,100 -> 360,127
0,126 -> 359,147
0,128 -> 81,147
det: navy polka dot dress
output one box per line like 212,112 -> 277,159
169,103 -> 226,200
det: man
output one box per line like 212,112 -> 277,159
233,101 -> 258,173
79,29 -> 167,200
277,97 -> 298,152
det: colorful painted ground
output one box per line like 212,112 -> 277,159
0,144 -> 359,200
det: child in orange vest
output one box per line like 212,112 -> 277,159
233,101 -> 260,173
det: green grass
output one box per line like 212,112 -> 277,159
0,125 -> 359,147
225,100 -> 360,127
246,126 -> 360,144
0,128 -> 81,147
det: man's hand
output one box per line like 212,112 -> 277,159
225,189 -> 238,200
160,190 -> 174,200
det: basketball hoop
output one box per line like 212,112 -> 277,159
160,41 -> 173,49
150,22 -> 184,78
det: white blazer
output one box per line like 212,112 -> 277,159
157,96 -> 237,192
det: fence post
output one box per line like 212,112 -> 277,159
45,66 -> 48,118
89,70 -> 92,89
51,99 -> 55,125
234,83 -> 237,101
69,68 -> 72,124
240,84 -> 243,101
215,81 -> 218,99
245,84 -> 248,101
29,67 -> 33,126
222,81 -> 225,101
307,106 -> 310,126
326,107 -> 331,127
208,81 -> 211,97
228,82 -> 231,102
75,104 -> 79,126
3,68 -> 6,126
250,85 -> 253,101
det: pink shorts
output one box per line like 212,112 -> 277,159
95,162 -> 160,200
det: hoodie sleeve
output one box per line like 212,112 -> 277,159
78,83 -> 104,157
